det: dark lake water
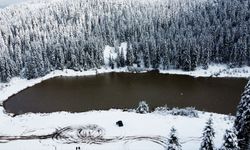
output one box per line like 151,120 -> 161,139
3,72 -> 248,115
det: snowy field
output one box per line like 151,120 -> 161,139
0,107 -> 233,150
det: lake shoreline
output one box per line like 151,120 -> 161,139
3,70 -> 247,115
0,65 -> 244,150
0,64 -> 250,105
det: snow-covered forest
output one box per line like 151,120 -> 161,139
0,0 -> 250,82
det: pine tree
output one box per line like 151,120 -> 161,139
0,56 -> 12,82
162,41 -> 170,70
167,127 -> 182,150
109,55 -> 115,69
136,101 -> 149,114
116,51 -> 121,68
126,44 -> 134,66
234,80 -> 250,150
220,128 -> 239,150
181,48 -> 191,71
120,49 -> 126,67
200,118 -> 215,150
190,45 -> 198,71
143,43 -> 150,68
55,44 -> 65,70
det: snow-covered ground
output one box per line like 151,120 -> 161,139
161,64 -> 250,78
0,107 -> 233,150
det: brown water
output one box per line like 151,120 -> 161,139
3,72 -> 248,115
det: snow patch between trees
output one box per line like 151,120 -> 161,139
103,43 -> 127,66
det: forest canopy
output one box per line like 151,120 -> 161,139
0,0 -> 250,82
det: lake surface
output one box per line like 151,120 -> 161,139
3,72 -> 248,115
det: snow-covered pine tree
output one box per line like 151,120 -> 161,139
234,80 -> 250,150
120,49 -> 126,67
136,101 -> 149,114
190,41 -> 198,71
181,47 -> 191,71
126,44 -> 134,66
167,127 -> 182,150
220,128 -> 239,150
161,41 -> 170,70
108,55 -> 115,69
143,43 -> 150,68
116,51 -> 121,68
200,118 -> 215,150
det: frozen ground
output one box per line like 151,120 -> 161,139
0,107 -> 233,150
160,64 -> 250,78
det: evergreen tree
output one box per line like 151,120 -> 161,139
220,128 -> 239,150
116,51 -> 121,68
162,41 -> 170,70
136,101 -> 149,114
54,44 -> 65,70
181,48 -> 191,71
190,45 -> 198,71
126,44 -> 134,66
200,118 -> 215,150
120,49 -> 126,67
143,43 -> 150,68
109,55 -> 115,69
234,80 -> 250,150
0,56 -> 12,82
167,127 -> 182,150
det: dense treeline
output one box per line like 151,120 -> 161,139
235,80 -> 250,149
0,0 -> 250,82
